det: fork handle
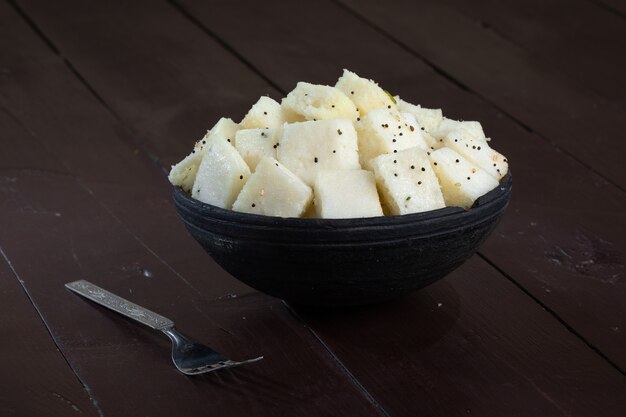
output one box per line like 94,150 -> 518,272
65,280 -> 174,330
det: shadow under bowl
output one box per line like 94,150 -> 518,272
173,173 -> 512,307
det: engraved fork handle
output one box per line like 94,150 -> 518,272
65,280 -> 174,330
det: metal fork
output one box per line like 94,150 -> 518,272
65,280 -> 262,375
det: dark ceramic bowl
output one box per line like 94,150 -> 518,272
173,173 -> 511,306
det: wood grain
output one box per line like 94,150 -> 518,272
11,0 -> 279,166
593,0 -> 626,17
300,257 -> 626,416
0,256 -> 100,417
439,0 -> 626,104
0,108 -> 100,417
0,268 -> 95,417
0,0 -> 254,300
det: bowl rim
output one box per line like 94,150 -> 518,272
172,172 -> 512,230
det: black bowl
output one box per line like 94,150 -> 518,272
173,173 -> 512,306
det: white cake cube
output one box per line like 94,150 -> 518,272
335,69 -> 396,115
395,96 -> 443,134
277,119 -> 360,185
170,117 -> 239,191
313,170 -> 383,218
235,128 -> 279,171
433,118 -> 486,143
240,96 -> 288,129
430,147 -> 499,209
168,149 -> 203,193
232,157 -> 312,217
282,82 -> 359,122
192,139 -> 251,208
443,130 -> 508,179
199,117 -> 239,148
356,109 -> 429,168
370,147 -> 445,215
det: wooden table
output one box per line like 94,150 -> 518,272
1,0 -> 625,416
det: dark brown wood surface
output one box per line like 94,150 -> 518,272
0,240 -> 100,417
594,0 -> 626,17
1,0 -> 625,416
440,0 -> 626,104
